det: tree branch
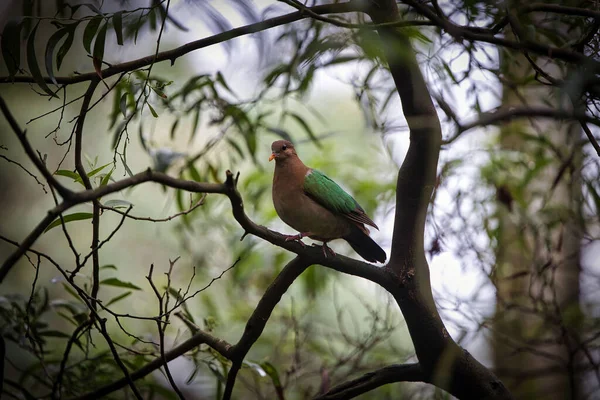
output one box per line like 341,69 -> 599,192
367,1 -> 513,399
0,96 -> 72,199
1,169 -> 393,289
315,363 -> 425,400
222,256 -> 311,399
443,107 -> 600,150
0,1 -> 367,86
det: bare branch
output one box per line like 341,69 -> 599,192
315,363 -> 424,400
0,96 -> 72,199
223,256 -> 310,399
0,154 -> 47,193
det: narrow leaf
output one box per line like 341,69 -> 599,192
586,181 -> 600,214
170,119 -> 180,140
44,28 -> 69,85
54,169 -> 81,180
288,112 -> 319,144
39,330 -> 72,339
56,24 -> 77,70
61,283 -> 81,302
27,24 -> 57,98
83,16 -> 102,54
119,153 -> 133,177
92,21 -> 108,78
103,199 -> 133,209
100,264 -> 117,270
113,11 -> 124,45
119,93 -> 128,117
44,213 -> 93,233
189,107 -> 200,143
100,278 -> 141,290
106,291 -> 132,307
83,162 -> 111,181
1,19 -> 22,78
100,168 -> 114,186
148,103 -> 158,118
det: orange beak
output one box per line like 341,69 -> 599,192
269,153 -> 276,162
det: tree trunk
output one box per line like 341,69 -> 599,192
493,6 -> 583,399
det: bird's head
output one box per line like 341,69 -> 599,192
269,140 -> 297,162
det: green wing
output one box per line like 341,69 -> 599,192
303,169 -> 378,229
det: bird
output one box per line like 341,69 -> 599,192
269,140 -> 386,263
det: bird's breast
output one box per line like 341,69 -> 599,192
272,188 -> 352,240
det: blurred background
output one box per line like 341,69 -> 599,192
1,0 -> 599,399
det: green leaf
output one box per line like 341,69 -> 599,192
1,19 -> 22,78
287,112 -> 319,144
54,169 -> 81,180
188,164 -> 202,182
100,264 -> 117,270
83,16 -> 102,54
119,153 -> 133,177
216,71 -> 235,96
85,162 -> 111,180
261,361 -> 282,388
119,92 -> 128,117
100,168 -> 114,186
586,181 -> 600,214
148,103 -> 158,118
61,283 -> 81,302
92,21 -> 108,77
170,119 -> 180,140
44,27 -> 70,85
39,330 -> 71,339
44,213 -> 93,233
100,278 -> 141,291
103,199 -> 133,209
56,24 -> 77,71
106,291 -> 132,307
27,24 -> 57,98
113,11 -> 124,45
189,107 -> 200,143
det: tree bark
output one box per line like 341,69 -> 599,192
493,4 -> 583,399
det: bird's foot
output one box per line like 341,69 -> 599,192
313,242 -> 336,258
283,232 -> 307,247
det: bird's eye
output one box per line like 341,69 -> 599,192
282,145 -> 287,150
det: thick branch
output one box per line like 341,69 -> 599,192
223,256 -> 311,399
1,169 -> 393,289
368,1 -> 513,399
315,363 -> 424,400
72,327 -> 233,400
74,256 -> 310,400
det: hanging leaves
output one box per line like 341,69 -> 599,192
44,27 -> 70,85
44,213 -> 93,233
113,11 -> 124,45
27,24 -> 57,98
1,19 -> 22,78
56,23 -> 77,71
83,16 -> 102,54
92,21 -> 108,78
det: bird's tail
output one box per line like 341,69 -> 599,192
344,228 -> 386,263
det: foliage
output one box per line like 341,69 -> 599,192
1,0 -> 599,399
